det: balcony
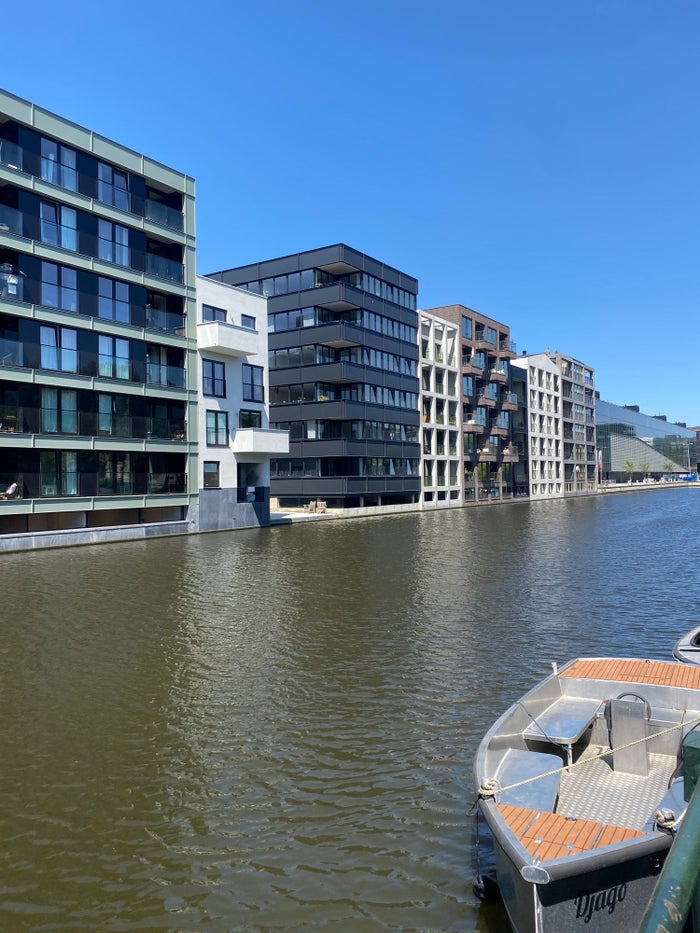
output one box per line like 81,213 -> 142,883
499,338 -> 517,358
477,393 -> 497,408
146,253 -> 184,283
232,428 -> 289,455
501,392 -> 519,411
463,420 -> 485,434
198,321 -> 259,358
473,333 -> 496,351
490,368 -> 507,384
0,139 -> 23,171
0,204 -> 24,236
144,199 -> 184,231
502,445 -> 520,462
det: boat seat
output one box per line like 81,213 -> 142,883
523,696 -> 602,768
608,697 -> 649,776
494,748 -> 563,810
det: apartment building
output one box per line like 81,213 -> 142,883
196,276 -> 288,530
0,89 -> 197,550
513,351 -> 597,498
423,304 -> 525,504
418,310 -> 461,508
207,245 -> 421,509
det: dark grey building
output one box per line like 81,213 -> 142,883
208,245 -> 421,508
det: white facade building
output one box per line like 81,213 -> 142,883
418,311 -> 462,508
513,351 -> 597,499
196,276 -> 288,530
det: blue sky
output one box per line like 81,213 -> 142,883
5,1 -> 699,423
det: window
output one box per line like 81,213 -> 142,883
41,262 -> 77,312
98,451 -> 132,494
202,304 -> 226,323
239,409 -> 262,428
241,314 -> 256,329
98,162 -> 129,211
40,450 -> 78,496
242,364 -> 264,402
203,359 -> 225,397
40,201 -> 77,251
206,410 -> 228,446
98,276 -> 130,322
98,219 -> 129,266
203,461 -> 220,488
41,388 -> 77,434
40,325 -> 77,372
98,394 -> 130,436
41,138 -> 77,191
99,335 -> 130,379
461,316 -> 472,340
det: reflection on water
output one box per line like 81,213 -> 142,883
1,489 -> 699,930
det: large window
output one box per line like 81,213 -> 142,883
203,461 -> 220,488
462,316 -> 472,339
99,452 -> 132,494
242,364 -> 264,403
41,138 -> 77,191
98,276 -> 130,322
41,262 -> 77,312
98,162 -> 129,211
241,314 -> 256,329
98,394 -> 130,436
99,335 -> 130,379
40,325 -> 77,372
40,450 -> 78,496
98,219 -> 129,266
41,388 -> 77,434
206,411 -> 228,446
203,359 -> 226,397
40,201 -> 77,251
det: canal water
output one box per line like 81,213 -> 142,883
2,488 -> 699,931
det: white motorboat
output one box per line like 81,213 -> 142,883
673,626 -> 700,665
473,657 -> 700,932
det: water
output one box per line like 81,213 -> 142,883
2,489 -> 699,931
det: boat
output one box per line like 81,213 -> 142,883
473,657 -> 700,932
673,626 -> 700,665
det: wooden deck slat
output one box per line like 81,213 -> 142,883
561,658 -> 700,690
497,804 -> 645,862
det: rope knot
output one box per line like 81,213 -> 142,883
479,778 -> 500,798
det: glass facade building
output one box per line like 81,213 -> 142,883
596,398 -> 697,481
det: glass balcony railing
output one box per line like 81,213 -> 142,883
0,337 -> 23,367
146,253 -> 184,283
0,139 -> 23,170
0,265 -> 23,301
144,199 -> 184,231
146,364 -> 186,388
0,204 -> 23,236
147,472 -> 187,494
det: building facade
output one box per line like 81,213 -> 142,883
0,89 -> 198,550
418,310 -> 461,508
513,351 -> 597,498
207,245 -> 421,509
196,276 -> 288,530
596,399 -> 697,482
423,304 -> 524,505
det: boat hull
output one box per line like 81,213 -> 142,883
490,824 -> 668,933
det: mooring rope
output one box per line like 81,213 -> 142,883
478,711 -> 700,799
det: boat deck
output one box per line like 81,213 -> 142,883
562,658 -> 700,689
557,747 -> 674,828
497,804 -> 644,862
